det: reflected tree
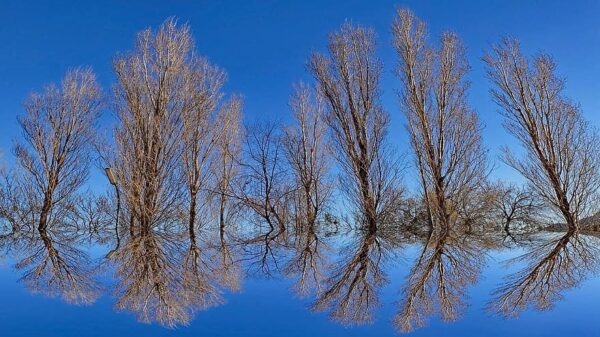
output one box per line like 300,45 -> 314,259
489,230 -> 600,317
394,228 -> 485,333
112,229 -> 189,326
284,210 -> 329,297
212,225 -> 243,292
15,224 -> 99,305
312,226 -> 399,325
112,225 -> 236,327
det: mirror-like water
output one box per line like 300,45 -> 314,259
1,224 -> 599,336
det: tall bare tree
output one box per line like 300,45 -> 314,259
13,68 -> 101,233
283,83 -> 331,229
107,19 -> 192,236
393,9 -> 488,230
484,38 -> 600,230
105,18 -> 243,241
212,96 -> 243,231
309,22 -> 403,231
180,56 -> 226,242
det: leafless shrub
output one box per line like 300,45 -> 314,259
0,171 -> 34,235
491,182 -> 544,234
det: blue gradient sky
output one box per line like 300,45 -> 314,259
1,0 -> 599,185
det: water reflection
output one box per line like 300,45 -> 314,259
2,203 -> 600,332
489,230 -> 600,317
283,211 -> 329,298
15,225 -> 99,305
312,225 -> 397,325
0,191 -> 101,305
395,227 -> 486,332
110,226 -> 233,327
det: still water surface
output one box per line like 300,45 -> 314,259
1,226 -> 599,336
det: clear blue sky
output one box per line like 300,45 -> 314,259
1,0 -> 599,184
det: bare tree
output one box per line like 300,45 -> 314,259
283,83 -> 332,229
212,96 -> 243,231
180,56 -> 226,242
13,68 -> 101,232
106,19 -> 191,236
309,22 -> 403,231
393,9 -> 488,230
492,183 -> 543,235
237,122 -> 291,232
484,38 -> 600,230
